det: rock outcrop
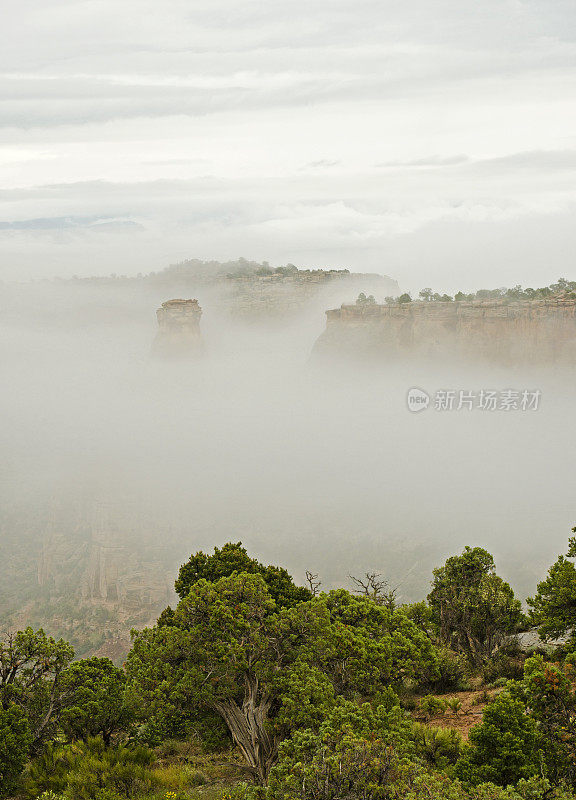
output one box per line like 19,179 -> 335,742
153,298 -> 202,357
222,269 -> 399,319
313,298 -> 576,364
35,499 -> 174,661
142,261 -> 399,321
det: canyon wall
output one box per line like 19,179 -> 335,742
221,270 -> 398,319
313,298 -> 576,363
36,500 -> 174,661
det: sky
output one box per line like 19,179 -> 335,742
1,0 -> 575,291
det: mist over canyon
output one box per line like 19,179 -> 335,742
1,260 -> 575,657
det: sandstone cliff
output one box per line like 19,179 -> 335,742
153,298 -> 203,358
221,269 -> 398,320
36,500 -> 174,661
312,298 -> 576,364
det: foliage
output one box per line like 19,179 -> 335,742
438,279 -> 576,306
528,532 -> 576,640
0,703 -> 32,797
26,741 -> 71,796
482,651 -> 525,684
428,547 -> 523,667
419,288 -> 453,302
401,601 -> 437,639
516,655 -> 576,786
356,293 -> 376,306
411,722 -> 463,769
25,736 -> 155,800
17,540 -> 576,799
418,694 -> 446,719
446,697 -> 463,715
60,657 -> 133,745
0,627 -> 74,749
267,701 -> 414,800
173,541 -> 311,608
455,691 -> 542,786
397,773 -> 575,800
423,646 -> 470,691
127,574 -> 437,783
320,589 -> 438,688
151,762 -> 209,790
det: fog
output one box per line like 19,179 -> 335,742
2,275 -> 575,629
2,0 -> 576,645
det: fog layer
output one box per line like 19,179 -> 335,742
1,279 -> 574,617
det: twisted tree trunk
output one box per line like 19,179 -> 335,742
213,675 -> 278,784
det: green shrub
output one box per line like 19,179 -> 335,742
25,737 -> 155,800
399,694 -> 418,712
412,722 -> 463,768
0,704 -> 32,798
488,677 -> 510,688
267,701 -> 414,799
152,763 -> 208,790
426,647 -> 470,692
154,739 -> 181,758
446,697 -> 463,715
26,742 -> 69,797
220,785 -> 260,800
455,691 -> 541,786
418,695 -> 447,719
482,652 -> 525,684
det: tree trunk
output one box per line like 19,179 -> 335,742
213,676 -> 277,784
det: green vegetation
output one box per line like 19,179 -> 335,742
382,278 -> 576,306
172,542 -> 312,609
4,534 -> 576,799
528,528 -> 576,641
422,278 -> 576,304
356,292 -> 376,305
59,658 -> 133,746
428,547 -> 524,668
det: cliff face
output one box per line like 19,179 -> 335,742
36,501 -> 174,661
222,270 -> 399,319
313,298 -> 576,363
153,298 -> 202,357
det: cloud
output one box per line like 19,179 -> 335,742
0,215 -> 141,231
303,160 -> 341,169
377,155 -> 470,168
473,149 -> 576,172
0,0 -> 575,289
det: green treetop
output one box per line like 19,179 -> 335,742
428,547 -> 523,667
528,529 -> 576,640
127,572 -> 436,783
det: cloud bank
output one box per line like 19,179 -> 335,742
1,0 -> 575,291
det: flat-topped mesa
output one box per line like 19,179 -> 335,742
153,298 -> 202,358
312,297 -> 576,364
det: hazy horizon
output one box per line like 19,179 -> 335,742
1,0 -> 576,293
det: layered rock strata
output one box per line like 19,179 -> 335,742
153,298 -> 202,357
313,298 -> 576,363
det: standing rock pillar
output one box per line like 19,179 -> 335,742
153,298 -> 203,358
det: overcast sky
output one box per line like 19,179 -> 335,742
1,0 -> 575,291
